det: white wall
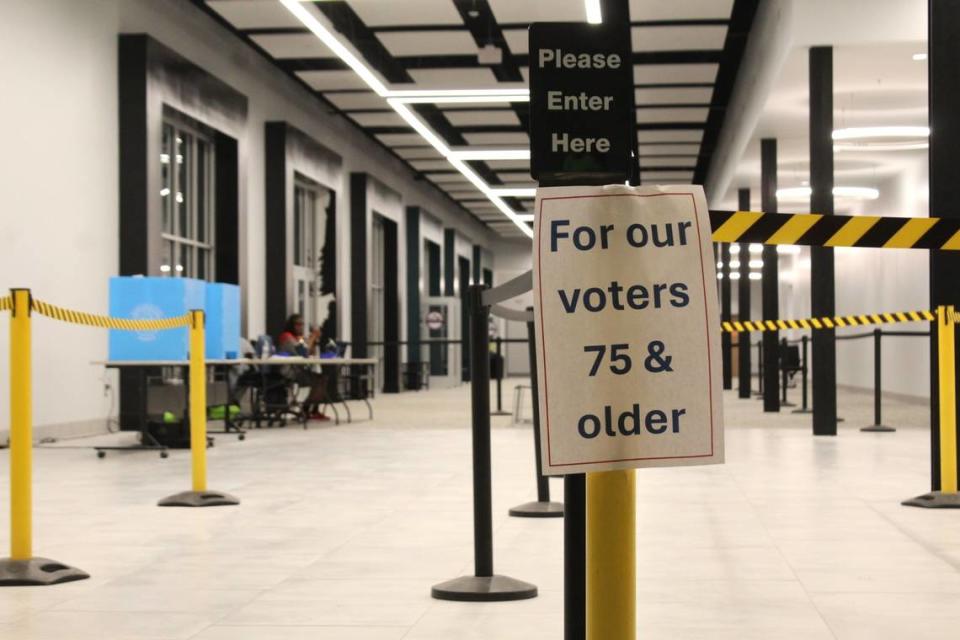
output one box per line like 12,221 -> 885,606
0,0 -> 497,434
492,238 -> 534,376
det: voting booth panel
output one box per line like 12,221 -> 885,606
108,276 -> 204,361
533,185 -> 724,476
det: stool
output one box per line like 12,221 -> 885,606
512,385 -> 533,425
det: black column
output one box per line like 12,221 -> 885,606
443,228 -> 455,297
721,243 -> 732,390
737,188 -> 752,399
405,207 -> 421,370
382,218 -> 400,393
761,139 -> 780,412
928,0 -> 960,489
472,245 -> 482,284
349,173 -> 368,359
810,47 -> 837,436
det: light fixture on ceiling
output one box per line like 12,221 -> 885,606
729,245 -> 740,254
776,245 -> 801,255
748,243 -> 763,254
477,44 -> 502,65
776,186 -> 880,201
517,214 -> 535,222
833,126 -> 929,152
279,0 -> 532,237
585,0 -> 603,24
748,272 -> 762,281
449,149 -> 531,161
748,259 -> 763,269
913,52 -> 928,61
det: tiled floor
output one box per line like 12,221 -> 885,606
1,380 -> 958,639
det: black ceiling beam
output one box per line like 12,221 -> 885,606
280,50 -> 722,72
311,1 -> 507,191
693,0 -> 761,184
451,0 -> 530,137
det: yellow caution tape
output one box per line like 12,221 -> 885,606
722,309 -> 937,333
0,296 -> 11,312
30,298 -> 191,331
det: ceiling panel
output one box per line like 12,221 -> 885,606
348,0 -> 464,27
638,143 -> 702,155
629,0 -> 734,21
502,29 -> 528,55
251,33 -> 335,59
635,87 -> 714,105
207,0 -> 304,29
348,111 -> 406,127
636,107 -> 710,123
463,132 -> 530,145
487,0 -> 586,24
634,63 -> 719,84
442,110 -> 521,126
631,26 -> 728,51
325,91 -> 388,111
637,130 -> 704,143
297,70 -> 371,90
377,30 -> 478,57
408,68 -> 507,88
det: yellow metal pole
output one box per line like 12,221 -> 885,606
586,469 -> 636,640
938,305 -> 958,493
189,310 -> 207,493
9,289 -> 33,560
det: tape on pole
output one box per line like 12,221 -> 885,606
28,299 -> 190,331
722,309 -> 936,333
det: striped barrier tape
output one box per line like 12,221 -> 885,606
710,210 -> 960,250
722,309 -> 937,333
0,296 -> 11,312
29,298 -> 191,331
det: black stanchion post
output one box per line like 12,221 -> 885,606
432,285 -> 537,602
492,337 -> 510,416
564,473 -> 585,640
780,337 -> 795,407
737,188 -> 752,399
510,316 -> 564,517
862,328 -> 895,432
755,341 -> 764,398
793,335 -> 812,414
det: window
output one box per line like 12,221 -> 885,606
160,120 -> 215,280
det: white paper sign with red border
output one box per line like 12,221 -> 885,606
534,184 -> 724,475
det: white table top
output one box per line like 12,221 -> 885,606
93,357 -> 377,367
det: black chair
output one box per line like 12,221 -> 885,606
779,343 -> 802,388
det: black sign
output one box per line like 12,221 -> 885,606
529,23 -> 634,185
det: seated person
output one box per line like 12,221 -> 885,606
277,314 -> 329,421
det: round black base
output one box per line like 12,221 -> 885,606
861,425 -> 896,433
508,501 -> 564,518
781,401 -> 797,407
431,575 -> 538,602
157,490 -> 240,507
902,491 -> 960,508
0,557 -> 89,586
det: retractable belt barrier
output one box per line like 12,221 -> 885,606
0,288 -> 237,587
710,209 -> 960,250
721,309 -> 937,333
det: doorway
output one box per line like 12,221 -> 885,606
292,178 -> 329,332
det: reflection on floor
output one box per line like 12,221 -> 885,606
0,380 -> 958,639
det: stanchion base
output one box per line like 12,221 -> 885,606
508,501 -> 564,518
431,575 -> 538,602
861,424 -> 896,433
902,491 -> 960,508
157,490 -> 240,507
791,408 -> 812,414
781,401 -> 797,407
491,411 -> 512,417
0,557 -> 89,586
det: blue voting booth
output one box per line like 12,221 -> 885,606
108,277 -> 240,361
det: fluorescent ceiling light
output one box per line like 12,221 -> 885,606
729,272 -> 741,280
490,187 -> 537,198
585,0 -> 603,24
835,141 -> 928,152
748,272 -> 762,281
913,53 -> 928,61
748,243 -> 763,254
777,245 -> 801,255
729,245 -> 740,254
776,186 -> 880,201
729,260 -> 741,269
517,214 -> 535,222
832,126 -> 929,140
748,259 -> 763,269
449,149 -> 530,161
278,0 -> 531,237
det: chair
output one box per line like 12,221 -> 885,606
779,343 -> 802,388
232,336 -> 306,428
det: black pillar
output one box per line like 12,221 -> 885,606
737,188 -> 752,399
405,207 -> 421,369
721,243 -> 732,390
349,173 -> 368,359
928,0 -> 960,490
810,47 -> 837,436
443,228 -> 455,297
761,139 -> 780,412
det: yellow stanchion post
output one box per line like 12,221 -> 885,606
586,469 -> 636,640
903,304 -> 960,508
158,310 -> 238,507
0,289 -> 89,585
938,305 -> 957,493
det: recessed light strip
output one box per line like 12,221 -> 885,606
278,0 -> 532,237
449,149 -> 531,161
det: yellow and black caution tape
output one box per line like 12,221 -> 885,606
0,296 -> 11,312
30,299 -> 191,331
722,309 -> 936,333
710,210 -> 960,250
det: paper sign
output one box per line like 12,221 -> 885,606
534,185 -> 724,475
